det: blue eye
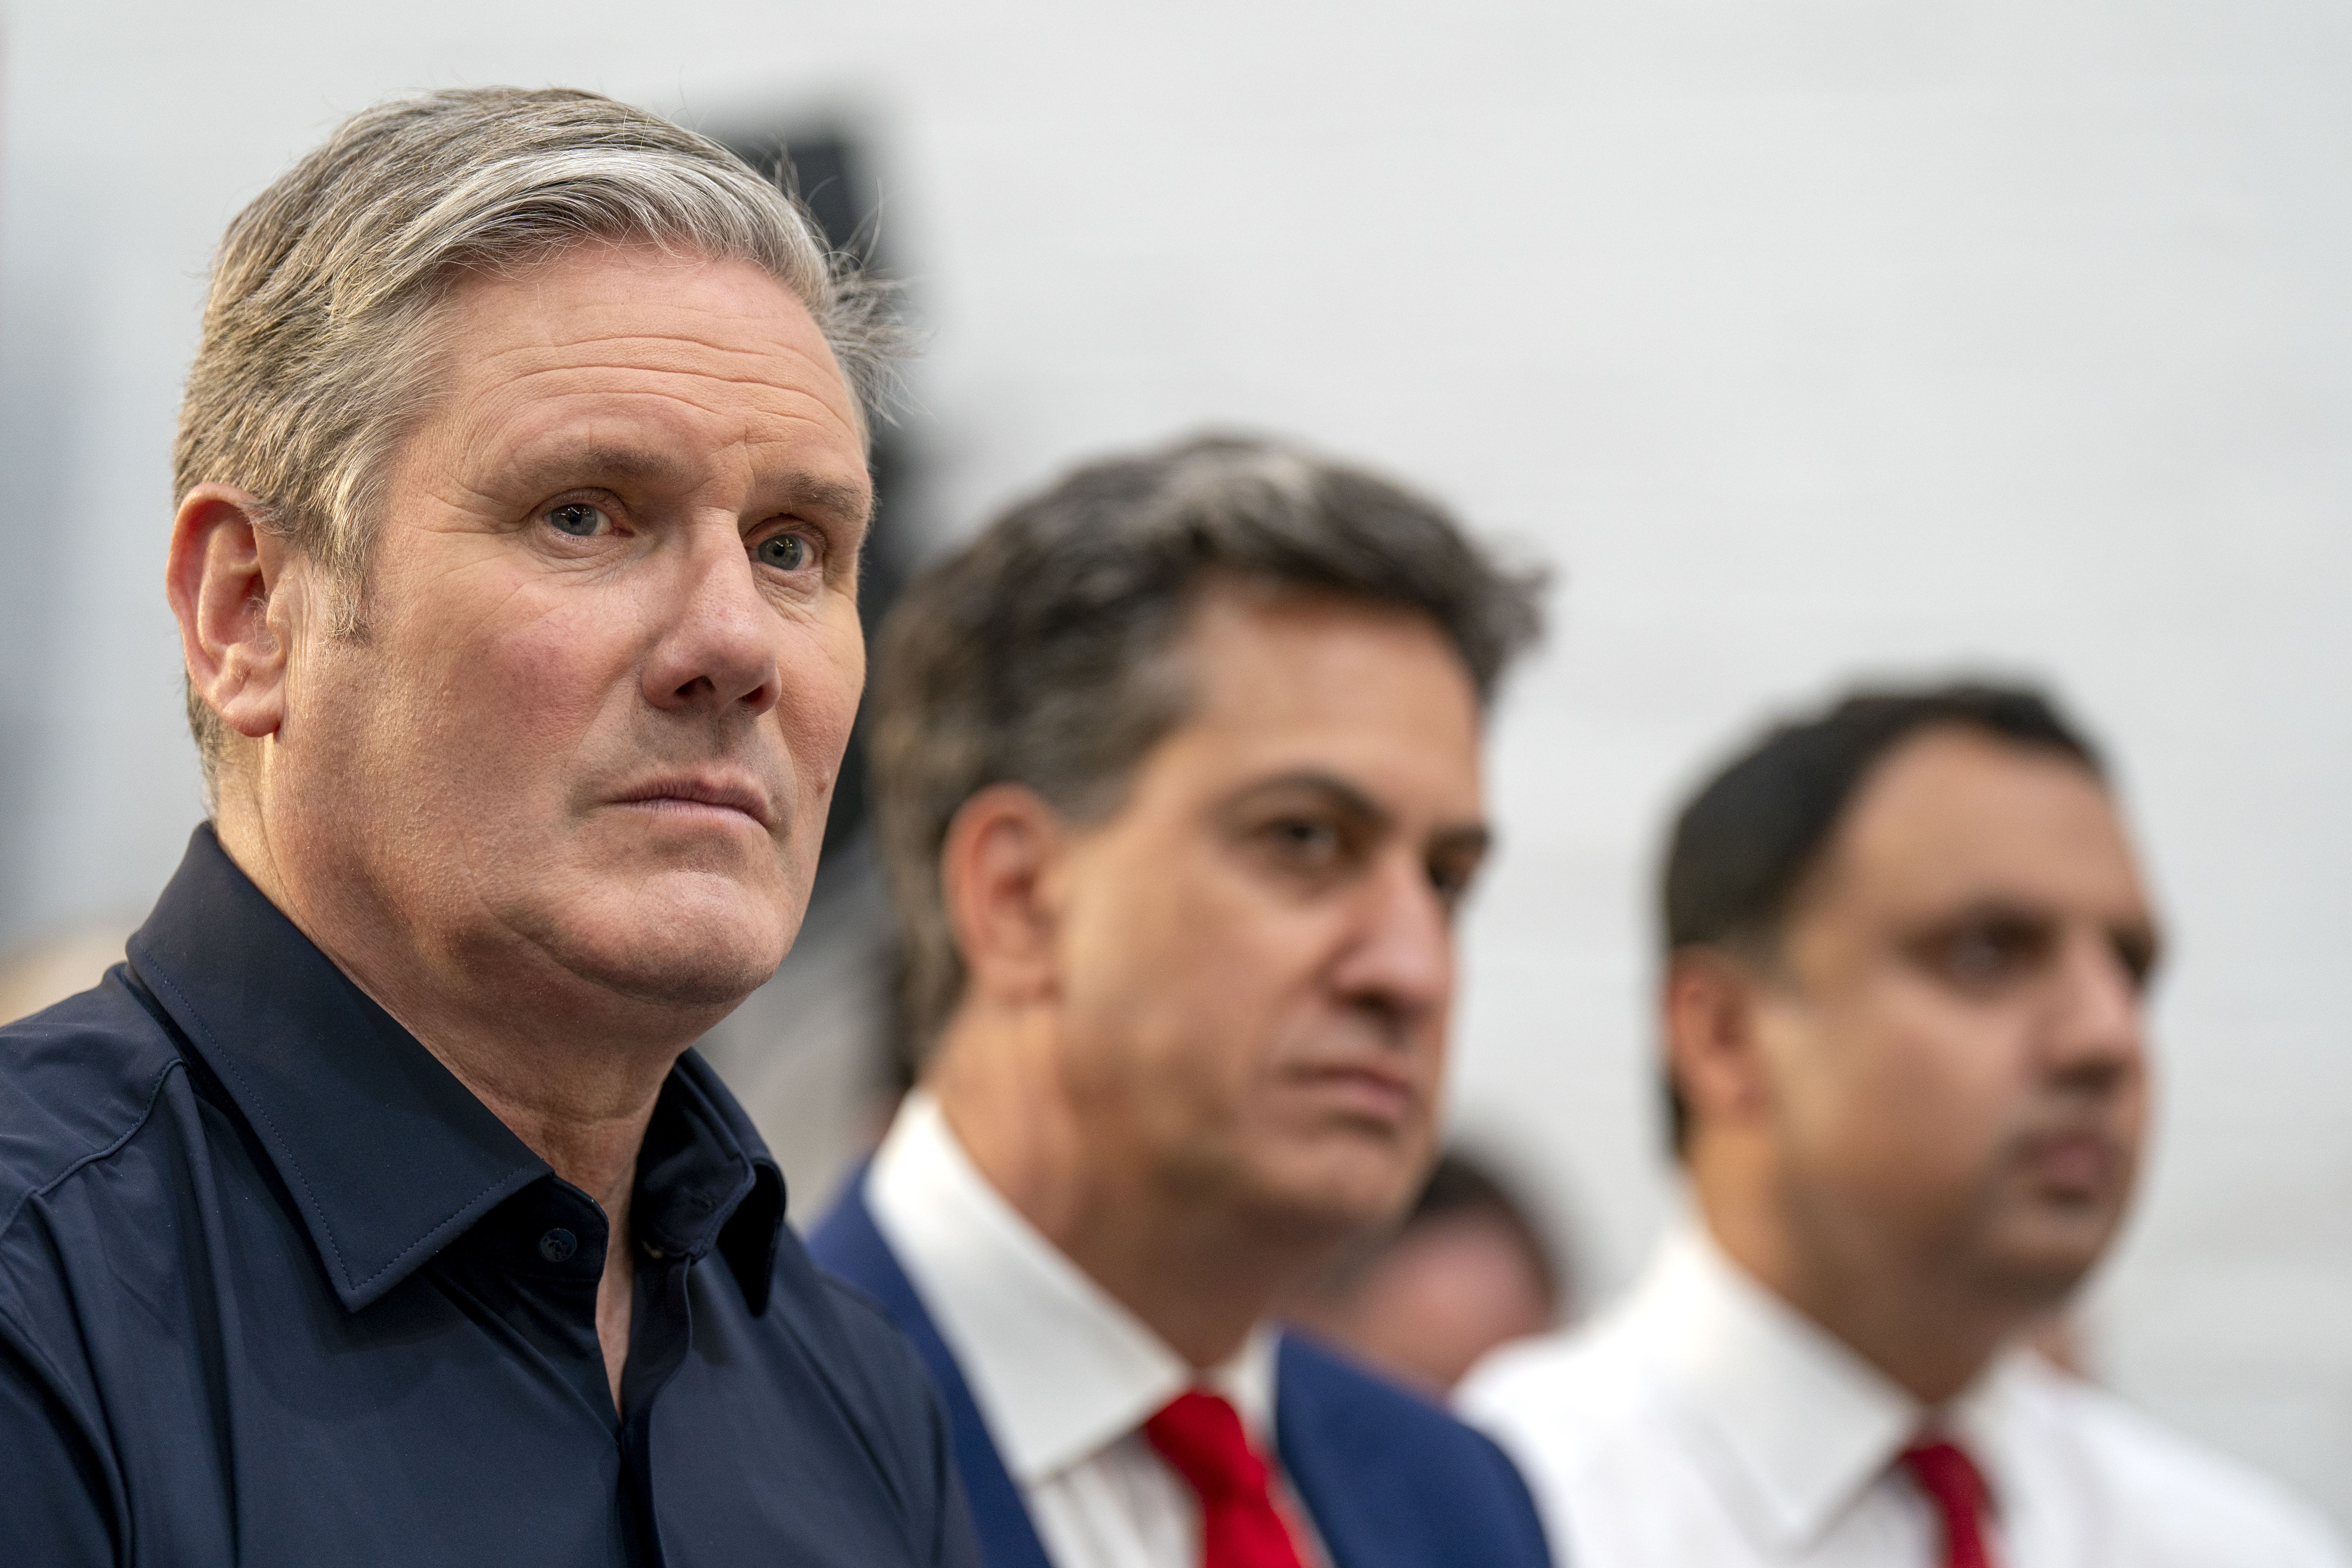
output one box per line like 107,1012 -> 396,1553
545,502 -> 610,537
757,532 -> 813,571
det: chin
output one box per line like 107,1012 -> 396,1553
1980,1210 -> 2120,1306
542,873 -> 800,1009
1249,1133 -> 1429,1238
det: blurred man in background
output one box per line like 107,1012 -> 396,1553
809,436 -> 1555,1568
1287,1150 -> 1567,1397
1461,684 -> 2349,1567
0,89 -> 975,1567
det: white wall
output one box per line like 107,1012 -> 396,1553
4,0 -> 2347,1526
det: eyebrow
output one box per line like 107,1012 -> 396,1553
1430,820 -> 1495,862
770,473 -> 874,528
1222,768 -> 1387,822
507,444 -> 687,493
502,444 -> 873,528
1902,898 -> 2167,965
1220,768 -> 1492,854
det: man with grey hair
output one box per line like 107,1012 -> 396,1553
809,435 -> 1557,1568
0,89 -> 977,1566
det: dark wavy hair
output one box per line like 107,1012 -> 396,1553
872,433 -> 1546,1054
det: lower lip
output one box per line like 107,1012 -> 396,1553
2026,1137 -> 2115,1194
614,797 -> 767,831
1301,1070 -> 1415,1124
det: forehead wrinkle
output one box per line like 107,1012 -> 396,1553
523,312 -> 837,357
463,353 -> 859,433
453,383 -> 867,507
478,344 -> 850,395
443,247 -> 864,410
452,295 -> 861,420
466,290 -> 847,366
426,291 -> 875,531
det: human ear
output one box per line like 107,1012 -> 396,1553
938,784 -> 1067,1009
165,484 -> 296,744
1662,947 -> 1776,1141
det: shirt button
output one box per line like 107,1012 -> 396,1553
538,1228 -> 578,1263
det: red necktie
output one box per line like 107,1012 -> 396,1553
1899,1440 -> 1998,1568
1144,1389 -> 1308,1568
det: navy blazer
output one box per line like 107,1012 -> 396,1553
807,1171 -> 1554,1568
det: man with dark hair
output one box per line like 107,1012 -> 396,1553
808,434 -> 1555,1568
1461,683 -> 2346,1567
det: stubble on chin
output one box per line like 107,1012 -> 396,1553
1953,1159 -> 2127,1311
491,867 -> 802,1016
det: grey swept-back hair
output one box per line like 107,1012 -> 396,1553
175,85 -> 898,792
872,432 -> 1547,1055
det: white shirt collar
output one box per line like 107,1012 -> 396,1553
1635,1223 -> 2025,1552
1944,1349 -> 2038,1533
865,1091 -> 1280,1484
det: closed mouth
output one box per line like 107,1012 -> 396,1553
1291,1061 -> 1420,1122
2018,1128 -> 2121,1197
610,775 -> 777,831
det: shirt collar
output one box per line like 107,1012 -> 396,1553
126,824 -> 784,1313
1942,1345 -> 2040,1525
1637,1223 -> 1930,1551
866,1091 -> 1279,1483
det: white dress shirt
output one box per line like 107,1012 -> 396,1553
867,1092 -> 1326,1568
1457,1224 -> 2349,1568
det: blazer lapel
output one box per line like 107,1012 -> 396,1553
806,1170 -> 1057,1568
1275,1335 -> 1412,1568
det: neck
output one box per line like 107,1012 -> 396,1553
214,799 -> 692,1207
1693,1140 -> 2030,1406
927,1007 -> 1338,1370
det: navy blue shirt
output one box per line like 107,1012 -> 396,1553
0,826 -> 980,1568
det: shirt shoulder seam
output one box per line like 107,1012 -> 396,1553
0,1055 -> 184,1262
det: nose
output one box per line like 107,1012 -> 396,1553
2042,927 -> 2147,1087
641,520 -> 782,719
1327,852 -> 1456,1042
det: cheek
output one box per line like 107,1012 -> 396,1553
2112,1059 -> 2153,1155
1065,900 -> 1263,1097
337,574 -> 645,882
482,601 -> 616,713
1057,855 -> 1313,1126
771,608 -> 866,778
1787,991 -> 2026,1186
1885,1033 -> 2024,1179
435,587 -> 631,785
